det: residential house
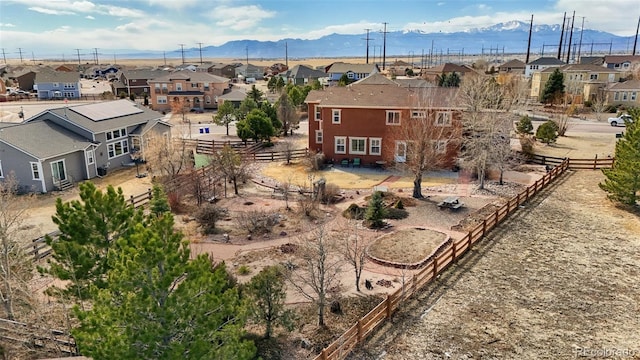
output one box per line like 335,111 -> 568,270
175,64 -> 198,72
579,56 -> 604,66
498,59 -> 526,74
421,63 -> 474,83
0,100 -> 170,193
524,57 -> 565,78
266,63 -> 288,76
217,88 -> 247,108
530,64 -> 620,103
195,62 -> 214,72
388,60 -> 413,77
305,73 -> 462,168
111,68 -> 169,97
283,64 -> 327,85
607,80 -> 640,107
325,62 -> 380,85
208,63 -> 236,79
148,70 -> 230,112
603,55 -> 640,71
7,69 -> 37,91
34,70 -> 81,100
235,64 -> 264,80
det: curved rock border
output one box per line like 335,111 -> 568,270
366,228 -> 451,270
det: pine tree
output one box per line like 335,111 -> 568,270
245,266 -> 294,339
149,185 -> 171,217
536,120 -> 558,144
365,191 -> 386,228
214,101 -> 237,136
600,108 -> 640,207
541,68 -> 565,104
516,115 -> 534,136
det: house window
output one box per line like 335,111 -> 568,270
315,130 -> 323,144
191,82 -> 198,88
347,72 -> 355,79
370,138 -> 382,155
204,83 -> 210,90
86,149 -> 95,165
614,92 -> 619,101
435,112 -> 452,126
30,162 -> 41,180
332,109 -> 341,124
176,83 -> 183,91
614,63 -> 620,68
590,74 -> 598,80
349,137 -> 367,155
631,92 -> 637,101
106,128 -> 127,141
157,96 -> 167,104
315,107 -> 321,121
335,136 -> 346,154
107,139 -> 130,159
623,63 -> 630,69
161,83 -> 168,90
434,140 -> 447,154
386,111 -> 401,125
411,110 -> 426,119
395,141 -> 407,163
622,92 -> 628,101
53,83 -> 59,88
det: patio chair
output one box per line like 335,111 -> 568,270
352,158 -> 361,167
340,159 -> 349,167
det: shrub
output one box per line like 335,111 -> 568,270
394,200 -> 404,209
364,191 -> 386,228
320,183 -> 341,204
342,203 -> 365,219
519,136 -> 535,156
194,203 -> 227,234
536,121 -> 559,144
385,207 -> 408,220
515,115 -> 534,136
237,265 -> 251,275
235,210 -> 279,234
583,100 -> 592,108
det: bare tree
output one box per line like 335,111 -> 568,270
0,174 -> 34,321
276,139 -> 296,164
285,225 -> 342,327
392,87 -> 461,198
276,91 -> 299,137
170,97 -> 190,124
342,219 -> 367,292
592,90 -> 608,122
209,145 -> 251,196
143,132 -> 192,180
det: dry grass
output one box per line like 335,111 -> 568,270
260,162 -> 389,189
532,132 -> 616,159
367,228 -> 448,264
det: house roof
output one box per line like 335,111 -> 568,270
305,83 -> 461,109
210,63 -> 234,69
393,78 -> 436,88
541,64 -> 619,73
499,59 -> 526,68
422,63 -> 473,74
33,99 -> 164,134
527,57 -> 566,66
609,79 -> 640,90
579,56 -> 604,65
122,69 -> 168,80
285,64 -> 327,79
326,62 -> 379,74
352,73 -> 398,85
129,118 -> 171,136
34,70 -> 81,83
217,89 -> 247,102
0,119 -> 94,159
148,70 -> 229,84
604,55 -> 640,64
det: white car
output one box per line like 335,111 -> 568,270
607,114 -> 633,126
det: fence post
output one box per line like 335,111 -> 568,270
385,294 -> 392,319
357,319 -> 363,342
452,240 -> 457,263
482,219 -> 487,237
432,257 -> 438,278
593,154 -> 597,170
130,195 -> 135,206
147,188 -> 152,200
321,348 -> 327,360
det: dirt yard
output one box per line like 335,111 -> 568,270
368,228 -> 448,264
352,170 -> 640,360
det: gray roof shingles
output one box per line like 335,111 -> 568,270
0,120 -> 93,159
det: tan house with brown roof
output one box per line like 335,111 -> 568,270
607,80 -> 640,107
603,55 -> 640,71
530,64 -> 621,103
147,70 -> 230,112
421,63 -> 475,83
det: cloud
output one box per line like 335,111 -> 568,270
28,6 -> 76,15
477,4 -> 491,10
304,21 -> 382,39
0,23 -> 17,27
86,15 -> 95,20
147,0 -> 201,10
209,5 -> 276,31
437,2 -> 445,5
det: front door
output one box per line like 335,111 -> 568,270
395,141 -> 407,163
51,160 -> 67,182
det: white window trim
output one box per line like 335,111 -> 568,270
369,137 -> 382,156
386,110 -> 401,125
315,130 -> 323,144
349,137 -> 367,155
332,109 -> 341,124
435,140 -> 448,154
411,110 -> 426,119
86,149 -> 95,165
30,162 -> 41,180
395,141 -> 407,163
315,107 -> 321,121
0,160 -> 3,178
107,139 -> 130,159
335,136 -> 346,154
435,111 -> 452,126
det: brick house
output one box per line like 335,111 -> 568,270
305,74 -> 462,168
148,70 -> 230,112
111,69 -> 169,97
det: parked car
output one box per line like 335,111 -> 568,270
608,114 -> 633,126
190,107 -> 204,113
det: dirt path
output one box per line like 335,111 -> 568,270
351,171 -> 640,359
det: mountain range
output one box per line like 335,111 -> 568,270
118,20 -> 637,60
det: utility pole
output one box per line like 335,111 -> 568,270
75,49 -> 82,65
179,44 -> 185,64
163,51 -> 167,66
245,46 -> 249,65
31,51 -> 36,65
633,16 -> 640,56
363,28 -> 371,64
381,22 -> 388,70
17,48 -> 24,64
526,14 -> 534,64
94,48 -> 99,65
1,48 -> 6,64
558,12 -> 566,60
566,11 -> 575,63
285,42 -> 288,68
577,16 -> 585,62
197,42 -> 204,64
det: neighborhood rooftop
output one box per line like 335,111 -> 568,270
0,120 -> 94,159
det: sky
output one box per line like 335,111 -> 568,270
0,0 -> 638,60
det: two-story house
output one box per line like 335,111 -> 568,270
148,70 -> 230,112
111,69 -> 169,97
305,73 -> 462,168
0,100 -> 170,193
283,65 -> 327,85
498,59 -> 526,74
530,64 -> 620,103
607,79 -> 640,107
603,55 -> 640,71
235,64 -> 264,80
421,63 -> 475,83
208,63 -> 236,79
524,57 -> 565,78
34,69 -> 81,100
325,62 -> 380,85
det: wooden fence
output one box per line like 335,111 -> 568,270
527,154 -> 614,170
178,138 -> 261,155
0,317 -> 77,356
24,188 -> 153,262
247,148 -> 309,162
313,159 -> 571,360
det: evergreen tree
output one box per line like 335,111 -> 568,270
214,101 -> 237,136
275,77 -> 285,92
72,215 -> 256,360
600,108 -> 640,207
364,191 -> 386,228
260,101 -> 282,132
267,76 -> 277,93
247,85 -> 264,103
287,86 -> 304,107
245,266 -> 294,339
541,68 -> 565,104
44,183 -> 143,300
236,109 -> 275,143
237,98 -> 257,122
536,120 -> 558,144
310,79 -> 322,90
516,115 -> 534,136
149,185 -> 171,217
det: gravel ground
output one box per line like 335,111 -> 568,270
351,170 -> 640,360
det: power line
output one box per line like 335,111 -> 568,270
75,49 -> 82,65
178,44 -> 185,64
381,22 -> 388,70
196,42 -> 204,64
17,48 -> 24,64
363,28 -> 372,64
1,48 -> 6,64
